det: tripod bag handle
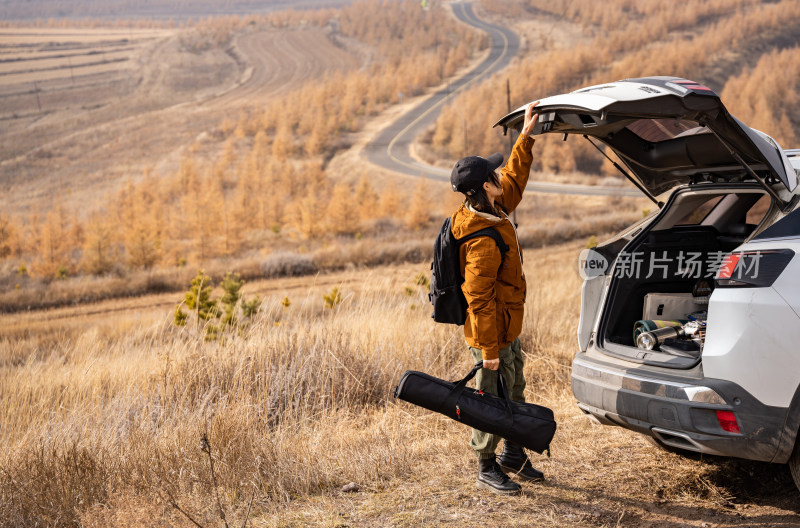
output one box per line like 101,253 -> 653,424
441,360 -> 513,419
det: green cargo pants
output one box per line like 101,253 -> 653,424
469,338 -> 526,459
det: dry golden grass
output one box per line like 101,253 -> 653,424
1,240 -> 797,527
0,2 -> 798,524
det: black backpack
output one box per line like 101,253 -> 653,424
429,216 -> 509,325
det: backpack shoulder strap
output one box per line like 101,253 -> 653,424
457,227 -> 510,266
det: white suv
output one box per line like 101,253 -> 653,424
496,77 -> 800,492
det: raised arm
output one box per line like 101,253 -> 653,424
498,102 -> 539,213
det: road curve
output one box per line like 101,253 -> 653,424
363,2 -> 517,181
363,2 -> 644,199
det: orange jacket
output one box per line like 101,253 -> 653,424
451,134 -> 535,360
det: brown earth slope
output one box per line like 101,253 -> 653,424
0,26 -> 359,215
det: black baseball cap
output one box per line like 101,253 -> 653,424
450,153 -> 503,195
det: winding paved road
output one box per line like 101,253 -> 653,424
363,2 -> 642,198
364,2 -> 515,180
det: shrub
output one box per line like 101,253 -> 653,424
323,286 -> 342,309
260,252 -> 316,278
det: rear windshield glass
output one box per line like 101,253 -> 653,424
746,194 -> 771,225
626,118 -> 708,143
675,195 -> 724,225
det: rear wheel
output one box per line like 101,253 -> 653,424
789,439 -> 800,493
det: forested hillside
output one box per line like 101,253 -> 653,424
2,0 -> 799,310
0,0 -> 483,304
429,0 -> 800,174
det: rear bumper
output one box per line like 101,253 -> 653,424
571,352 -> 790,462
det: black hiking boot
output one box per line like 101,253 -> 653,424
476,457 -> 521,495
497,441 -> 544,482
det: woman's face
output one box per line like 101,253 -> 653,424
483,171 -> 503,201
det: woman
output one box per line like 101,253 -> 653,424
449,102 -> 540,495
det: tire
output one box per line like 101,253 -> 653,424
789,439 -> 800,494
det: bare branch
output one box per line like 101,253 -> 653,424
201,432 -> 230,528
240,485 -> 256,528
160,490 -> 206,528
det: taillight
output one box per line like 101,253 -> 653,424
716,253 -> 741,280
716,410 -> 741,434
715,249 -> 794,287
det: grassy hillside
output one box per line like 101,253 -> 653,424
0,0 -> 486,307
1,242 -> 797,526
4,0 -> 799,312
2,2 -> 800,524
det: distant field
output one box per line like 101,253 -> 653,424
0,28 -> 171,88
0,24 -> 360,216
0,27 -> 168,45
0,0 -> 355,21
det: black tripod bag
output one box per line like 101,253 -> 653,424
393,362 -> 556,454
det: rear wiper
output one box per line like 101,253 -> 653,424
584,135 -> 662,207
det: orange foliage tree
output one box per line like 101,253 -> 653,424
721,47 -> 800,148
429,0 -> 800,174
30,205 -> 79,279
81,212 -> 117,275
0,214 -> 20,261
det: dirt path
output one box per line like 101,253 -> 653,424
204,28 -> 359,108
363,1 -> 519,180
0,262 -> 424,342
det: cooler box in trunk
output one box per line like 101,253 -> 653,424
643,293 -> 704,320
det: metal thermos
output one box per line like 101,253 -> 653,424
636,326 -> 681,350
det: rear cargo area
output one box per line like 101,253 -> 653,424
598,187 -> 771,366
